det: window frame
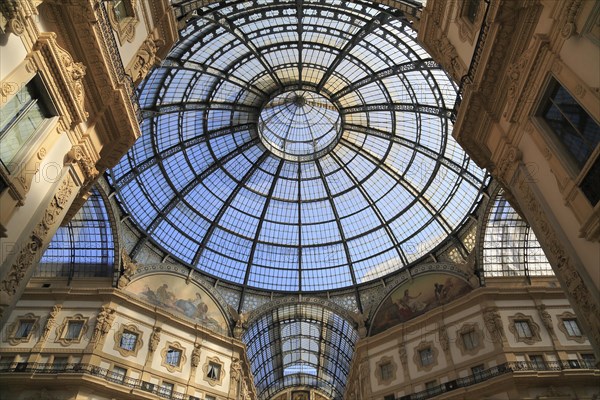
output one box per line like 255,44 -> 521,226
0,76 -> 56,174
456,323 -> 484,356
55,315 -> 89,346
413,341 -> 439,372
375,356 -> 397,386
113,324 -> 143,357
203,356 -> 225,386
6,313 -> 40,346
508,314 -> 542,345
534,76 -> 600,207
558,312 -> 586,343
160,341 -> 186,373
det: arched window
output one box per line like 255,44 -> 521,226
37,187 -> 116,279
482,191 -> 553,277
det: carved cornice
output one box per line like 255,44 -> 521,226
33,33 -> 89,126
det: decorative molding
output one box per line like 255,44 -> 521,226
513,164 -> 600,353
438,324 -> 450,353
5,313 -> 40,346
54,314 -> 89,346
126,35 -> 164,84
455,323 -> 484,356
483,307 -> 505,344
39,305 -> 62,344
117,248 -> 138,289
560,0 -> 583,39
113,323 -> 144,357
191,343 -> 202,368
106,0 -> 140,44
91,306 -> 115,348
557,311 -> 587,344
229,357 -> 243,398
160,341 -> 186,373
0,174 -> 75,310
374,355 -> 397,386
537,304 -> 555,337
65,145 -> 98,184
413,341 -> 439,372
508,313 -> 542,345
203,356 -> 225,386
148,326 -> 161,353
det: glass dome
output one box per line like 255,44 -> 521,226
110,0 -> 487,292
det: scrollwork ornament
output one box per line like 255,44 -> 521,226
7,18 -> 25,35
37,148 -> 47,160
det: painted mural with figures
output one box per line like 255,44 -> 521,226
127,274 -> 228,334
370,272 -> 473,335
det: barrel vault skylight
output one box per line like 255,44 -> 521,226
109,0 -> 487,292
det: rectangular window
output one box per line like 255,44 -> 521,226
119,331 -> 138,351
461,330 -> 479,350
380,362 -> 393,381
581,353 -> 596,369
166,348 -> 182,367
159,381 -> 174,397
207,362 -> 221,380
563,319 -> 582,337
383,395 -> 395,400
113,0 -> 130,21
464,0 -> 479,23
471,364 -> 485,381
15,320 -> 35,338
109,366 -> 127,383
425,380 -> 437,390
514,320 -> 533,338
538,79 -> 600,205
65,321 -> 84,340
52,356 -> 68,371
419,348 -> 433,367
529,354 -> 546,370
205,396 -> 216,400
0,79 -> 53,172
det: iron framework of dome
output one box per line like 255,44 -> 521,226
109,0 -> 488,293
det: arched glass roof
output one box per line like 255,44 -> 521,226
109,0 -> 487,292
37,187 -> 115,278
482,191 -> 553,277
242,303 -> 359,400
